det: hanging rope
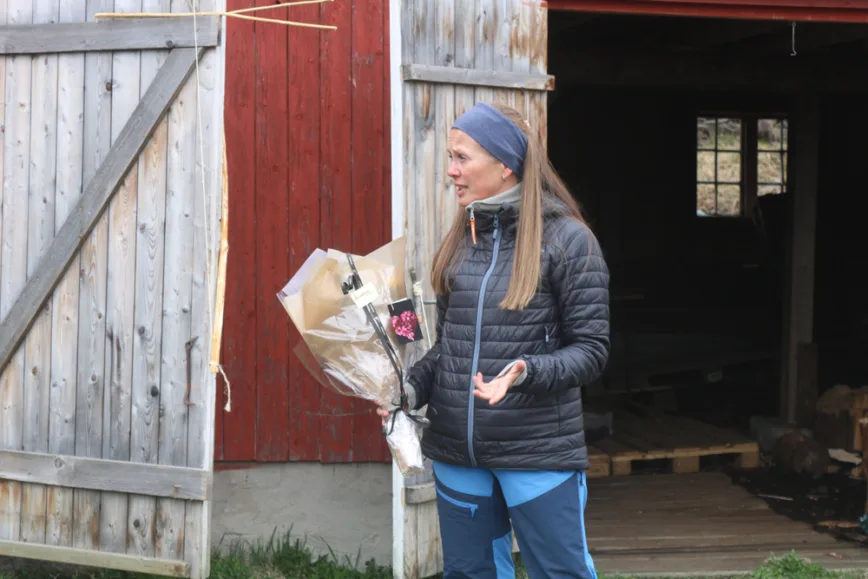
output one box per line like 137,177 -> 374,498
95,0 -> 337,30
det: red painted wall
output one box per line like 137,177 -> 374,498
217,0 -> 392,464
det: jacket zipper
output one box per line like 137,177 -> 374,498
467,214 -> 500,467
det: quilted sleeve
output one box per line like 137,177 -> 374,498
516,222 -> 610,394
406,292 -> 448,409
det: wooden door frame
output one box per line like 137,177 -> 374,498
387,0 -> 552,575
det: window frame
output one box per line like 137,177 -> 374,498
695,109 -> 788,220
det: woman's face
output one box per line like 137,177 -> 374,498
447,128 -> 513,208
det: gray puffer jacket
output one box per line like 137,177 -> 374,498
407,194 -> 610,471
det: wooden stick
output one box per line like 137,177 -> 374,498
221,13 -> 336,30
94,0 -> 338,30
232,0 -> 332,15
210,129 -> 229,375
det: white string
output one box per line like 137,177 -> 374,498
190,0 -> 231,412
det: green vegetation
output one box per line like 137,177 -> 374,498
0,538 -> 864,579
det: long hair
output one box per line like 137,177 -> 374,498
430,103 -> 587,310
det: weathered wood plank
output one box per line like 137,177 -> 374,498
402,64 -> 555,91
288,0 -> 324,462
316,0 -> 352,465
351,0 -> 388,461
0,16 -> 219,54
405,483 -> 436,505
0,449 -> 209,500
127,0 -> 168,562
0,539 -> 189,577
474,0 -> 495,103
20,0 -> 59,547
105,0 -> 141,558
49,0 -> 86,551
0,0 -> 7,543
0,0 -> 32,543
185,1 -> 222,573
0,46 -> 202,380
220,0 -> 256,462
253,0 -> 290,462
433,0 -> 455,292
155,0 -> 197,561
74,0 -> 112,553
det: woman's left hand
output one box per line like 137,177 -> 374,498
472,360 -> 526,405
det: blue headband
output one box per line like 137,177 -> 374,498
452,102 -> 528,179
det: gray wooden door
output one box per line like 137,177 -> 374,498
0,4 -> 224,578
390,0 -> 552,576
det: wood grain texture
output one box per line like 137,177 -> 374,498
51,0 -> 87,552
126,0 -> 168,560
253,0 -> 290,462
103,0 -> 141,559
402,64 -> 554,90
316,0 -> 353,463
0,0 -> 221,572
75,0 -> 113,552
0,16 -> 219,55
0,0 -> 33,544
152,0 -> 195,562
76,0 -> 113,553
351,0 -> 388,461
0,46 -> 200,380
0,539 -> 189,576
288,0 -> 324,462
217,0 -> 394,465
184,1 -> 222,574
0,449 -> 209,500
21,0 -> 60,546
220,0 -> 256,463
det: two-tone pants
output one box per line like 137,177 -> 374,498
432,460 -> 597,579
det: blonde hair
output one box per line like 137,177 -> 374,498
430,103 -> 587,310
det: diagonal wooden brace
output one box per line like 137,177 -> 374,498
0,46 -> 203,379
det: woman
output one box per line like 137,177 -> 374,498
381,102 -> 609,579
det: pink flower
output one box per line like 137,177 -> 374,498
392,310 -> 417,341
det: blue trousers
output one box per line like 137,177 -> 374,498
432,460 -> 597,579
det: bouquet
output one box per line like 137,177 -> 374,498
277,236 -> 428,475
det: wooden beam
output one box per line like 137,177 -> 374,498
402,64 -> 556,91
0,47 -> 201,377
0,17 -> 219,54
404,482 -> 436,505
728,22 -> 868,56
552,50 -> 868,91
0,539 -> 189,577
675,20 -> 788,50
0,449 -> 210,500
780,95 -> 819,423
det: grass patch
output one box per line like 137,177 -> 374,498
0,538 -> 865,579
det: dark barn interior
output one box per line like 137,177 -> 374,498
541,12 -> 868,573
547,12 -> 868,428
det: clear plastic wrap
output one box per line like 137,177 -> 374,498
277,237 -> 426,476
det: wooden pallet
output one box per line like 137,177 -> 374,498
588,411 -> 760,476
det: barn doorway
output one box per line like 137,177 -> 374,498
545,8 -> 868,575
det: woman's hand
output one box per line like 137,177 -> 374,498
376,401 -> 392,425
472,360 -> 526,405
